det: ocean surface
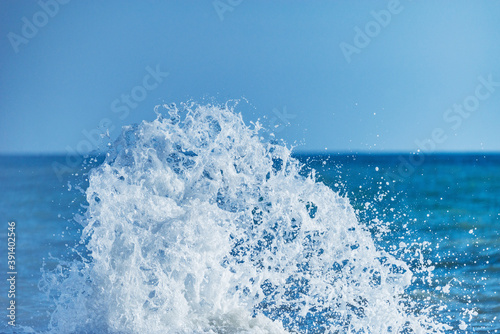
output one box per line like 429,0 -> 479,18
0,105 -> 499,333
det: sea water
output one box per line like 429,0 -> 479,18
0,103 -> 498,333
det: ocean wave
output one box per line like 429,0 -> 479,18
40,102 -> 449,333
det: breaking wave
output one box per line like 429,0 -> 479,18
41,103 -> 448,333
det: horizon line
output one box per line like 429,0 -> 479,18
1,150 -> 500,157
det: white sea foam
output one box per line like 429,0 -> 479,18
41,103 -> 449,333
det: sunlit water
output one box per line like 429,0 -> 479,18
0,103 -> 498,333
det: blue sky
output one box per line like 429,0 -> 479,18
1,0 -> 500,154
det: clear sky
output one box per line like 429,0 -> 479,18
1,0 -> 500,154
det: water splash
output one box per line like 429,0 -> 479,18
41,103 -> 449,333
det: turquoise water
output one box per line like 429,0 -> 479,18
0,109 -> 499,333
1,154 -> 499,333
298,153 -> 500,332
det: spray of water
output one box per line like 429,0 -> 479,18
40,103 -> 449,333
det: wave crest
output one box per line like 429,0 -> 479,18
42,103 -> 447,333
